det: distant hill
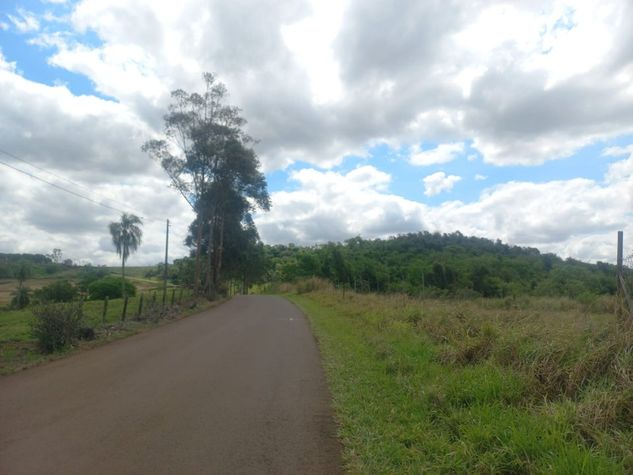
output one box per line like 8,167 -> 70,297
265,232 -> 617,298
0,253 -> 59,279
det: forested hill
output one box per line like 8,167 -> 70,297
266,232 -> 617,298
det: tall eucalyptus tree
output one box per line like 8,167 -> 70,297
143,73 -> 269,297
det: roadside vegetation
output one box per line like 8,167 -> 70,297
289,279 -> 633,474
0,261 -> 201,375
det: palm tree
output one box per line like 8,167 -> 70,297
109,213 -> 143,299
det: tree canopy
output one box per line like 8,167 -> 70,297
143,73 -> 270,297
265,232 -> 617,299
109,213 -> 143,299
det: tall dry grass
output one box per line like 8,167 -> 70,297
295,286 -> 633,472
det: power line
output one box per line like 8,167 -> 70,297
0,148 -> 192,225
0,147 -> 134,212
0,158 -> 132,215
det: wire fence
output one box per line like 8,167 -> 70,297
82,286 -> 195,328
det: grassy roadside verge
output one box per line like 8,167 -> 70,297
0,294 -> 222,375
290,290 -> 632,474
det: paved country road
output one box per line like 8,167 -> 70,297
0,296 -> 343,475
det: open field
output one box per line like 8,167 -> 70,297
290,284 -> 633,473
0,288 -> 197,375
0,267 -> 164,306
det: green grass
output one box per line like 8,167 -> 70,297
0,288 -> 198,374
290,287 -> 632,474
106,266 -> 156,279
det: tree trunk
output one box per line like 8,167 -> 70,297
207,216 -> 215,300
121,256 -> 126,299
214,214 -> 225,295
193,215 -> 204,295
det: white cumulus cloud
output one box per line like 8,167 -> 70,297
409,142 -> 465,166
423,172 -> 462,196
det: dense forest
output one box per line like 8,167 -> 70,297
264,232 -> 618,299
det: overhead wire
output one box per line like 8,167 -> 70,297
0,147 -> 139,213
0,157 -> 129,214
0,147 -> 194,229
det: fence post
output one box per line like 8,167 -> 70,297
137,293 -> 144,317
178,288 -> 183,304
171,288 -> 176,306
102,296 -> 108,325
121,296 -> 128,321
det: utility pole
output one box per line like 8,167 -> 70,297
162,219 -> 170,307
616,230 -> 632,320
617,230 -> 623,276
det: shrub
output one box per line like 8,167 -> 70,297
33,280 -> 77,303
10,287 -> 31,309
88,276 -> 136,300
296,277 -> 332,294
78,326 -> 95,341
77,266 -> 110,291
31,302 -> 84,353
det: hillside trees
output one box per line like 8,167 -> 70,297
143,73 -> 269,297
265,232 -> 618,298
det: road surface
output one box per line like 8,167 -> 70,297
0,296 -> 343,474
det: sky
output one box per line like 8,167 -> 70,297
1,0 -> 633,266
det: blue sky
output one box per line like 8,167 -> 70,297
0,0 -> 110,98
269,134 -> 633,206
1,0 -> 633,265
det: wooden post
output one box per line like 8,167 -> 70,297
178,288 -> 183,304
137,293 -> 144,317
121,296 -> 128,321
171,288 -> 176,306
102,296 -> 108,325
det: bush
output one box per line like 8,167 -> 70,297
88,276 -> 136,300
31,302 -> 84,353
10,287 -> 30,309
77,267 -> 109,291
33,280 -> 77,303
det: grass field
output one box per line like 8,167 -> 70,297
290,283 -> 633,473
0,266 -> 161,306
0,287 -> 196,375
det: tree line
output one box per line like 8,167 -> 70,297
263,232 -> 617,299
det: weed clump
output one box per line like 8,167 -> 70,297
31,302 -> 84,353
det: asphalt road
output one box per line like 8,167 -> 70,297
0,296 -> 343,475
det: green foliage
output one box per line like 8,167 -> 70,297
265,232 -> 617,299
0,253 -> 67,279
10,287 -> 30,309
33,280 -> 77,303
144,73 -> 269,297
109,213 -> 143,264
293,290 -> 631,473
14,261 -> 32,286
31,302 -> 84,353
88,276 -> 136,300
77,265 -> 110,290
